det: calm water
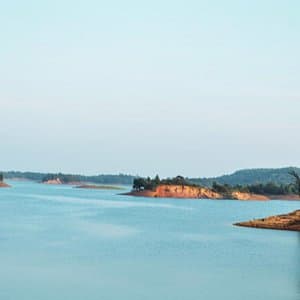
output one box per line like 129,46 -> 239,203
0,181 -> 299,300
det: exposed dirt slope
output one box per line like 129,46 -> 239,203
127,184 -> 223,199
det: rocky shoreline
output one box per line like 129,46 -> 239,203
235,210 -> 300,232
125,184 -> 299,201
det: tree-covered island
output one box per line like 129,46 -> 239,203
129,170 -> 300,200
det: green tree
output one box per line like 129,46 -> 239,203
289,170 -> 300,196
154,175 -> 160,185
133,178 -> 146,191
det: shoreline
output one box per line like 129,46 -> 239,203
124,184 -> 300,201
74,184 -> 124,190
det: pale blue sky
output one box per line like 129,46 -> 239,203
0,1 -> 299,177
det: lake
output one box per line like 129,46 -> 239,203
0,181 -> 299,300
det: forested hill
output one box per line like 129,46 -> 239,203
189,167 -> 300,187
1,171 -> 135,185
2,167 -> 299,187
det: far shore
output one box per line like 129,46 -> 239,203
74,184 -> 125,190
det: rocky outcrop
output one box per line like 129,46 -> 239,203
235,210 -> 300,231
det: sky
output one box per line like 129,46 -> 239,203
0,0 -> 299,177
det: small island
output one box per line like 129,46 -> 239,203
41,174 -> 81,185
235,210 -> 300,232
125,171 -> 300,201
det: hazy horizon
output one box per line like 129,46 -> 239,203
1,1 -> 299,177
2,165 -> 300,181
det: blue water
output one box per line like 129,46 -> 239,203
0,181 -> 299,300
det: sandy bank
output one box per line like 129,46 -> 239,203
75,184 -> 124,190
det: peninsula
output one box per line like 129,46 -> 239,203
235,210 -> 300,232
125,173 -> 300,201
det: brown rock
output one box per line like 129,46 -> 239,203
235,210 -> 300,232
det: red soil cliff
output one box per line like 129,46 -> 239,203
126,184 -> 296,200
127,184 -> 223,199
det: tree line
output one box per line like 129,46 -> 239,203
133,175 -> 199,191
1,171 -> 135,185
133,170 -> 300,196
189,167 -> 300,187
41,173 -> 135,184
212,182 -> 297,196
211,170 -> 300,196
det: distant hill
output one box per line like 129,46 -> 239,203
2,167 -> 300,187
1,171 -> 135,185
189,167 -> 300,187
